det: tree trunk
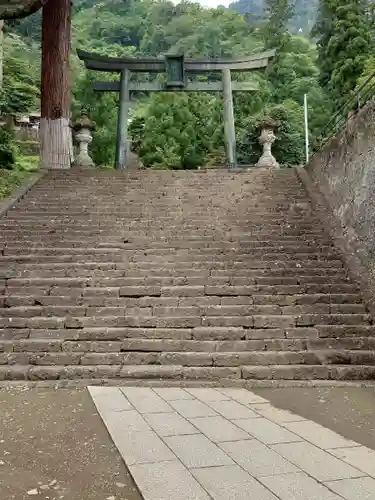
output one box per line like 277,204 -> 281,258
0,20 -> 4,89
40,0 -> 73,169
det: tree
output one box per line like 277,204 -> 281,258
0,33 -> 39,115
314,0 -> 371,103
263,0 -> 295,49
40,0 -> 72,169
130,93 -> 225,169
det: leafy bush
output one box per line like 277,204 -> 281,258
0,169 -> 30,199
0,155 -> 39,200
0,124 -> 17,169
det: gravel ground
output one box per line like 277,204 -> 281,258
0,387 -> 142,500
254,386 -> 375,450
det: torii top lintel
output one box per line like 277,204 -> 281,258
77,49 -> 276,73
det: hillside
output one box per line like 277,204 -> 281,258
228,0 -> 318,33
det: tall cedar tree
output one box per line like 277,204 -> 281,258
264,0 -> 295,49
314,0 -> 371,103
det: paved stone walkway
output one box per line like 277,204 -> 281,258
89,386 -> 375,500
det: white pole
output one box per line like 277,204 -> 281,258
304,93 -> 309,164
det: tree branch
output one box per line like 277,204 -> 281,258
0,0 -> 49,20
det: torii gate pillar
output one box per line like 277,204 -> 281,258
40,0 -> 73,169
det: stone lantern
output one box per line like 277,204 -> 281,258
256,118 -> 280,169
72,113 -> 96,168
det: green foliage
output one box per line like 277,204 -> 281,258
237,100 -> 305,166
0,155 -> 39,199
314,0 -> 371,104
0,34 -> 40,116
0,169 -> 29,199
0,124 -> 17,169
130,93 -> 224,169
263,0 -> 294,49
15,139 -> 39,156
15,155 -> 39,172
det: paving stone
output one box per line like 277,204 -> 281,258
189,416 -> 250,443
153,388 -> 195,401
169,398 -> 218,418
192,465 -> 278,500
233,417 -> 302,445
116,430 -> 176,466
184,388 -> 230,402
285,420 -> 360,450
260,472 -> 342,500
206,400 -> 259,420
217,388 -> 269,405
144,412 -> 198,437
328,446 -> 375,477
272,441 -> 364,481
251,403 -> 306,423
130,461 -> 211,500
164,433 -> 234,468
88,386 -> 133,412
220,439 -> 299,477
99,409 -> 150,440
324,477 -> 375,500
120,387 -> 174,414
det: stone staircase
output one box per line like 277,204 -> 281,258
1,168 -> 375,382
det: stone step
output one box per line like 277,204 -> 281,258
0,314 -> 371,330
0,222 -> 327,230
0,272 -> 350,286
0,240 -> 336,249
1,243 -> 339,252
0,259 -> 346,269
3,336 -> 375,351
2,349 -> 375,367
0,168 -> 372,381
2,324 -> 375,341
1,284 -> 361,297
2,285 -> 361,299
1,364 -> 375,381
0,264 -> 346,275
0,294 -> 364,308
0,227 -> 329,234
0,303 -> 368,318
0,241 -> 336,250
1,260 -> 345,270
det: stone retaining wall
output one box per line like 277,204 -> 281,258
303,99 -> 375,313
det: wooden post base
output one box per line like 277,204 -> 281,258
39,118 -> 73,170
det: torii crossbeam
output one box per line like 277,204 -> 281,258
78,50 -> 275,169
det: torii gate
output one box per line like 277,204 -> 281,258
78,50 -> 275,169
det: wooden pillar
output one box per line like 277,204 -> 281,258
40,0 -> 73,170
115,69 -> 130,169
222,68 -> 236,168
